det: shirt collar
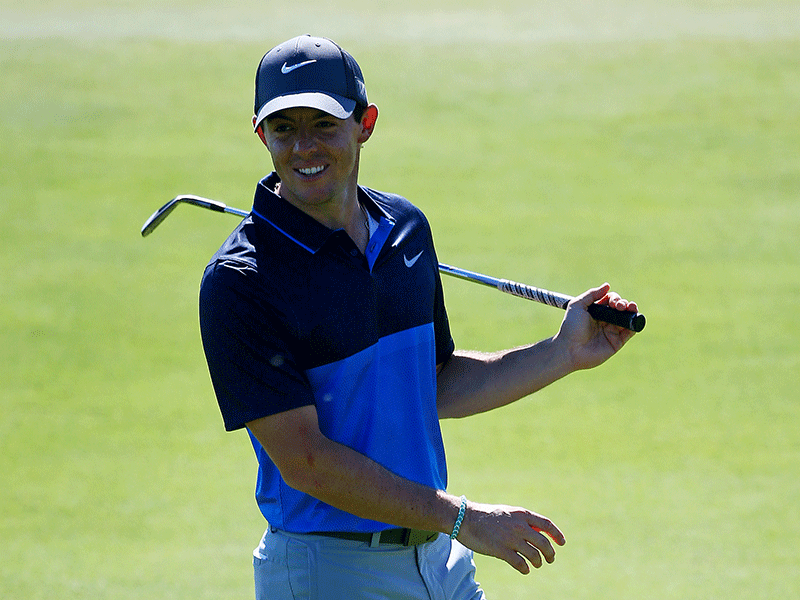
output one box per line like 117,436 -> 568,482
250,173 -> 392,254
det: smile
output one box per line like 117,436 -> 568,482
296,165 -> 327,176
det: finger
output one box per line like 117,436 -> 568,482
500,548 -> 533,575
529,514 -> 566,547
608,295 -> 627,310
519,544 -> 543,570
601,288 -> 639,312
522,530 -> 553,565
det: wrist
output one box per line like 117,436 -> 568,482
545,332 -> 581,378
450,495 -> 467,539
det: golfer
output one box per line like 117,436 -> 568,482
199,34 -> 638,600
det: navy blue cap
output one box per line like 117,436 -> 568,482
254,35 -> 368,129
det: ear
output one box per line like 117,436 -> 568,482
253,115 -> 268,147
357,104 -> 379,144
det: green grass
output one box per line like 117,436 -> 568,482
2,1 -> 799,598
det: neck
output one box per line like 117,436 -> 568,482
346,195 -> 370,254
273,179 -> 369,254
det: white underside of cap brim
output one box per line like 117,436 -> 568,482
254,92 -> 356,130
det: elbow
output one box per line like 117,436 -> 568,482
246,409 -> 335,496
276,448 -> 327,494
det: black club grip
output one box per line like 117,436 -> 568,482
587,303 -> 646,332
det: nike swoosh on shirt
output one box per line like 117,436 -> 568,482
281,60 -> 317,74
404,251 -> 424,268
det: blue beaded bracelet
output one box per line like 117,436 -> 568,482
450,495 -> 467,539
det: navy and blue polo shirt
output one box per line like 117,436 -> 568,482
199,173 -> 455,534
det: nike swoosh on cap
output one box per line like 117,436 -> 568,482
281,60 -> 317,74
404,251 -> 424,268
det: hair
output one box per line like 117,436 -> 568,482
352,103 -> 367,124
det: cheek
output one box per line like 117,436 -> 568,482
266,141 -> 291,165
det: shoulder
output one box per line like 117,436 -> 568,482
200,223 -> 259,304
360,186 -> 430,228
199,220 -> 293,320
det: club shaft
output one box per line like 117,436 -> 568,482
221,206 -> 250,218
439,264 -> 645,332
142,195 -> 645,332
438,263 -> 571,308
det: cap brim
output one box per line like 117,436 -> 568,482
253,92 -> 357,130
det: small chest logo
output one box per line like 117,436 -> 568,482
404,251 -> 423,268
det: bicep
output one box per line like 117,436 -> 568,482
436,350 -> 496,419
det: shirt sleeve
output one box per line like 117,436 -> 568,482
425,222 -> 455,366
433,270 -> 455,366
199,258 -> 315,431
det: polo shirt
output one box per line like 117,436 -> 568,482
199,173 -> 455,533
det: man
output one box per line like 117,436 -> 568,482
199,34 -> 638,600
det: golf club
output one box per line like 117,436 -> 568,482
142,195 -> 645,332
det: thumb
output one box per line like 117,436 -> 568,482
572,283 -> 610,309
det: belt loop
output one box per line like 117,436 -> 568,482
369,532 -> 381,548
401,528 -> 411,545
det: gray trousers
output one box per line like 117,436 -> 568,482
254,527 -> 486,600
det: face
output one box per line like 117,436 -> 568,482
258,107 -> 373,219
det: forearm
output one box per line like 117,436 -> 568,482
301,438 -> 461,531
437,336 -> 575,419
248,411 -> 461,533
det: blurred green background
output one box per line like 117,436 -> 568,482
2,1 -> 798,598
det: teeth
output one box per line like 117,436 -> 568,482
298,166 -> 325,176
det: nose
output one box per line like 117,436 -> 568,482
293,128 -> 318,155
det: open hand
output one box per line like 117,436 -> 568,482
456,501 -> 566,574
